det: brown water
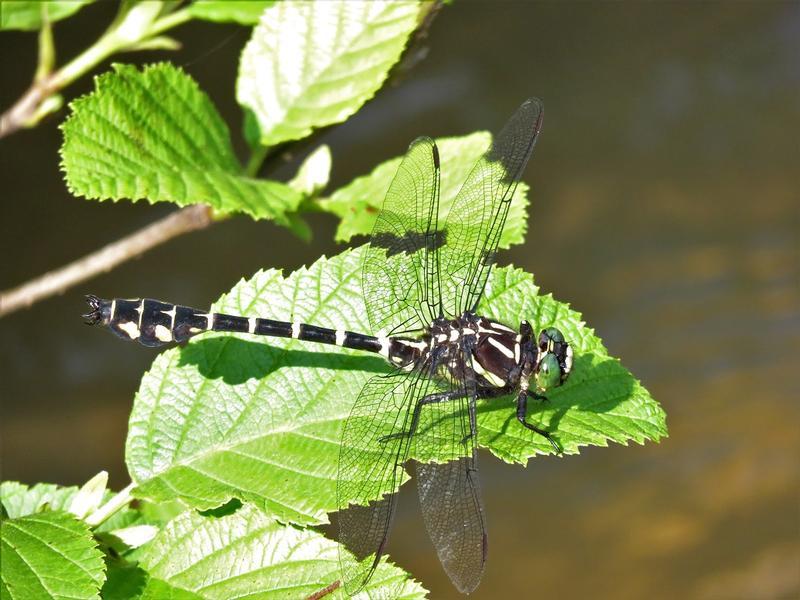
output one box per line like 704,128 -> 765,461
1,2 -> 798,599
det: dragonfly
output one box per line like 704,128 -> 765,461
83,98 -> 573,595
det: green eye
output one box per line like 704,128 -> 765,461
541,327 -> 565,346
535,353 -> 562,391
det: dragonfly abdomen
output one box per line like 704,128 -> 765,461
84,295 -> 384,353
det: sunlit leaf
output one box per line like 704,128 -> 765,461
0,511 -> 105,600
68,471 -> 108,520
137,504 -> 426,599
61,63 -> 301,223
319,132 -> 529,247
0,481 -> 136,534
289,144 -> 332,196
1,481 -> 77,518
188,1 -> 274,24
237,0 -> 421,146
126,247 -> 665,525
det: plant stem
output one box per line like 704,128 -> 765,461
0,4 -> 191,138
149,7 -> 192,37
245,145 -> 270,177
85,482 -> 135,528
35,18 -> 55,82
0,135 -> 275,318
0,204 -> 214,317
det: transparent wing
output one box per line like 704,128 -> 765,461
363,137 -> 442,335
336,366 -> 441,594
413,348 -> 487,593
440,98 -> 543,317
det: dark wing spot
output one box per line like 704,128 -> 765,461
371,229 -> 448,258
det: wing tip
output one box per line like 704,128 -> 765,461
522,96 -> 544,136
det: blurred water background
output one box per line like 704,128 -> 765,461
1,2 -> 798,598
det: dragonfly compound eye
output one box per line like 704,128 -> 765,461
538,326 -> 565,350
535,353 -> 562,391
536,327 -> 573,387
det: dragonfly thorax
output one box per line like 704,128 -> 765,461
468,314 -> 524,388
383,313 -> 576,394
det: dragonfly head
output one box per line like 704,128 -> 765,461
534,327 -> 573,391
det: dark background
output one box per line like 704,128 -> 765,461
1,2 -> 798,598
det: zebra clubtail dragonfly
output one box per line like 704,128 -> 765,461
84,98 -> 573,595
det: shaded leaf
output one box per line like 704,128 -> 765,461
319,132 -> 529,247
0,511 -> 105,600
100,561 -> 148,600
237,0 -> 421,146
126,247 -> 665,525
0,1 -> 95,31
61,63 -> 301,223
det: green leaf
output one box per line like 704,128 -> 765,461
237,0 -> 422,146
137,504 -> 426,599
60,63 -> 302,223
319,132 -> 530,247
126,247 -> 665,525
0,1 -> 95,31
0,511 -> 105,600
188,1 -> 274,24
100,561 -> 148,600
0,481 -> 138,534
68,471 -> 108,520
289,145 -> 332,197
1,482 -> 77,518
474,266 -> 667,461
103,524 -> 159,549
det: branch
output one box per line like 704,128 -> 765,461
305,581 -> 341,600
0,204 -> 213,317
0,2 -> 445,317
0,4 -> 191,138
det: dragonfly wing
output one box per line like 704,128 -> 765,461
337,367 -> 437,594
413,348 -> 487,593
363,136 -> 442,335
415,457 -> 486,593
440,98 -> 543,317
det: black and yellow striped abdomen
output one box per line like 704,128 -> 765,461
84,295 -> 386,353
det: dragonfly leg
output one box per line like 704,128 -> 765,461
527,389 -> 550,404
378,390 -> 466,444
516,391 -> 562,454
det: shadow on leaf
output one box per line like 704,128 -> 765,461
177,336 -> 389,385
477,352 -> 635,453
